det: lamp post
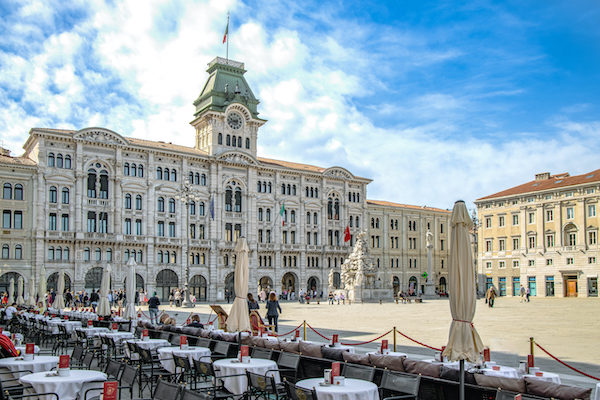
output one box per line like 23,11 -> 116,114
175,179 -> 202,308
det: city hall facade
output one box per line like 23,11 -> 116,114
0,57 -> 450,301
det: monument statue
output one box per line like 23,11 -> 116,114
426,230 -> 434,248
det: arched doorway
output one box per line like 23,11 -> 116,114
0,272 -> 22,296
156,269 -> 178,301
47,272 -> 72,293
439,277 -> 447,293
224,272 -> 235,299
307,276 -> 319,293
190,275 -> 207,302
333,272 -> 341,289
124,274 -> 145,291
84,267 -> 104,293
392,276 -> 400,295
408,276 -> 418,295
258,276 -> 273,292
281,272 -> 297,297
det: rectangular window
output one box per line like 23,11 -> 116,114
528,236 -> 536,249
485,240 -> 492,252
225,223 -> 232,241
168,222 -> 175,237
87,212 -> 96,233
588,231 -> 597,245
589,257 -> 596,264
528,260 -> 535,266
512,237 -> 519,250
135,219 -> 142,235
499,261 -> 505,269
546,234 -> 554,248
512,277 -> 520,296
528,212 -> 535,224
61,214 -> 69,231
282,231 -> 288,244
498,277 -> 506,296
589,205 -> 596,217
546,210 -> 553,221
566,207 -> 574,219
2,211 -> 10,228
498,216 -> 505,227
234,224 -> 241,240
485,262 -> 492,269
528,276 -> 537,296
485,218 -> 491,228
566,257 -> 574,265
568,233 -> 576,246
157,221 -> 164,237
512,214 -> 519,225
545,276 -> 555,297
259,229 -> 263,243
512,260 -> 519,268
49,213 -> 57,231
13,211 -> 23,229
440,240 -> 444,250
546,259 -> 553,266
499,239 -> 505,251
124,219 -> 132,235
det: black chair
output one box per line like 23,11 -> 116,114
159,331 -> 171,341
342,363 -> 375,381
378,370 -> 421,400
196,338 -> 211,348
137,346 -> 172,396
71,351 -> 95,370
71,345 -> 85,366
181,387 -> 210,400
104,359 -> 123,380
275,351 -> 300,383
211,342 -> 230,360
246,371 -> 285,400
150,379 -> 182,400
284,381 -> 317,400
119,363 -> 139,399
192,359 -> 242,399
173,353 -> 194,386
494,389 -> 539,400
251,347 -> 272,360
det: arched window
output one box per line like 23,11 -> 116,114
164,168 -> 170,181
62,188 -> 69,204
156,167 -> 162,180
238,136 -> 242,147
14,184 -> 23,200
49,186 -> 57,203
315,188 -> 318,197
201,174 -> 206,186
138,165 -> 143,177
246,138 -> 250,149
376,218 -> 379,228
64,155 -> 71,169
234,187 -> 242,212
99,169 -> 109,199
259,208 -> 263,221
135,194 -> 142,210
357,193 -> 360,202
327,198 -> 333,219
158,250 -> 163,263
189,172 -> 194,184
131,163 -> 137,177
1,244 -> 9,259
334,199 -> 340,220
190,201 -> 196,215
124,163 -> 130,176
171,169 -> 177,182
87,168 -> 97,198
124,194 -> 132,209
84,247 -> 90,261
232,136 -> 236,147
168,198 -> 176,213
15,244 -> 22,259
281,184 -> 285,195
137,250 -> 143,262
286,184 -> 291,195
199,202 -> 205,216
266,209 -> 271,222
225,186 -> 233,212
95,248 -> 101,261
257,181 -> 261,192
218,133 -> 223,144
292,185 -> 296,196
106,248 -> 111,261
268,183 -> 272,193
157,197 -> 164,212
226,135 -> 231,146
313,212 -> 318,225
349,192 -> 352,202
262,182 -> 266,193
3,183 -> 12,200
56,154 -> 63,168
355,216 -> 360,228
291,210 -> 296,223
47,153 -> 55,167
306,187 -> 309,197
47,246 -> 54,260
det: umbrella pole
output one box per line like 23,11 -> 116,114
459,359 -> 465,400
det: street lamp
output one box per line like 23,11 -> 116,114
175,179 -> 203,308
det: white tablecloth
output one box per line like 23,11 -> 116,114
302,341 -> 355,354
2,331 -> 24,341
20,370 -> 107,400
523,372 -> 561,384
15,345 -> 40,354
297,377 -> 379,400
125,339 -> 170,360
77,327 -> 110,337
214,358 -> 280,395
481,365 -> 520,379
422,359 -> 474,370
47,320 -> 82,334
367,351 -> 408,358
0,356 -> 59,380
157,346 -> 211,374
95,331 -> 134,343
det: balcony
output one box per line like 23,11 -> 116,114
281,244 -> 302,251
83,232 -> 111,240
258,243 -> 275,251
87,199 -> 110,207
46,231 -> 74,239
325,245 -> 347,252
189,239 -> 210,248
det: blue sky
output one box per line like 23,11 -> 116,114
1,0 -> 599,211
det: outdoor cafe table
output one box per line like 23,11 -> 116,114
20,370 -> 107,400
523,371 -> 561,384
300,340 -> 356,354
480,365 -> 520,379
367,351 -> 408,358
77,327 -> 110,338
296,377 -> 379,400
213,358 -> 280,395
157,346 -> 211,374
47,319 -> 82,334
95,331 -> 134,343
15,345 -> 40,354
125,338 -> 170,360
2,331 -> 24,341
0,355 -> 59,380
422,358 -> 475,370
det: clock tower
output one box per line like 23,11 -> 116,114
190,57 -> 266,158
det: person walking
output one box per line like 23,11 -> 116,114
486,286 -> 496,308
89,290 -> 99,312
174,289 -> 181,307
328,291 -> 334,305
225,289 -> 231,303
266,292 -> 282,332
148,292 -> 160,325
526,287 -> 531,302
520,286 -> 526,303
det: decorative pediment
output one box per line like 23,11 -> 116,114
323,166 -> 354,180
217,151 -> 258,166
73,128 -> 128,146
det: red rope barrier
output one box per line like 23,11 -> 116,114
340,329 -> 393,346
534,342 -> 600,381
270,323 -> 304,337
395,329 -> 442,351
306,322 -> 331,341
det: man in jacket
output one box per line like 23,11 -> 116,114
148,292 -> 160,325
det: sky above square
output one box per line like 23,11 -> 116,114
1,0 -> 599,211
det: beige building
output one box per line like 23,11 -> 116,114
475,170 -> 600,298
0,57 -> 450,302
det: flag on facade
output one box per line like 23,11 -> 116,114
280,202 -> 285,226
210,196 -> 215,220
344,226 -> 351,242
222,16 -> 229,43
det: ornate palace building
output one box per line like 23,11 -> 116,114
0,57 -> 450,301
475,170 -> 600,298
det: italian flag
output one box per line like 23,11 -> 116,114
280,202 -> 285,226
222,20 -> 229,43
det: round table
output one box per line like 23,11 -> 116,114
213,358 -> 280,395
77,327 -> 110,337
302,341 -> 355,354
47,320 -> 82,334
523,372 -> 561,384
481,365 -> 520,379
95,331 -> 134,343
20,370 -> 107,400
15,345 -> 40,354
158,346 -> 211,374
0,356 -> 59,380
296,377 -> 379,400
125,339 -> 170,360
422,359 -> 474,370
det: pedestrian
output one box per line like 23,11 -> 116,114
526,287 -> 530,302
225,289 -> 231,303
148,292 -> 160,325
89,290 -> 99,312
340,292 -> 345,304
328,291 -> 334,305
169,290 -> 174,307
486,286 -> 496,308
520,286 -> 526,303
247,293 -> 259,314
266,292 -> 282,332
174,289 -> 181,307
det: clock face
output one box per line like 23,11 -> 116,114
227,112 -> 243,130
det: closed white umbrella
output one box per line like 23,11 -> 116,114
16,276 -> 24,306
54,271 -> 65,310
124,257 -> 137,320
7,278 -> 14,304
27,278 -> 36,307
97,264 -> 112,316
443,201 -> 484,400
226,237 -> 250,332
38,265 -> 47,311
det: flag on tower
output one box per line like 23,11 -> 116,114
280,202 -> 285,226
222,16 -> 229,44
344,226 -> 351,242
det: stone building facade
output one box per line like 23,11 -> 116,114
0,57 -> 450,301
475,170 -> 600,298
